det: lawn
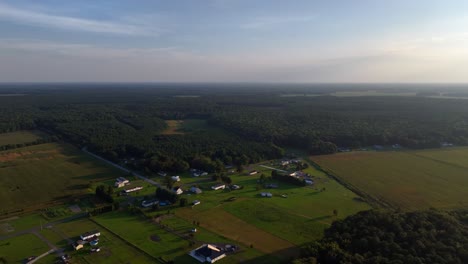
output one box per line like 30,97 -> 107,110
94,211 -> 189,262
0,130 -> 45,146
161,215 -> 280,264
56,218 -> 156,264
0,142 -> 125,212
311,148 -> 468,210
0,233 -> 50,263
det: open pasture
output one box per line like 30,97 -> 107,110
94,211 -> 189,262
0,142 -> 124,212
0,233 -> 50,263
55,218 -> 156,264
311,148 -> 468,210
0,130 -> 45,146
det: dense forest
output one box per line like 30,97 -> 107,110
2,84 -> 468,173
295,209 -> 468,264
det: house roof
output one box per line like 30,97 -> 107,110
194,244 -> 224,260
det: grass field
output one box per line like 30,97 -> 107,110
56,218 -> 156,264
94,211 -> 189,262
0,130 -> 45,146
162,160 -> 370,259
311,148 -> 468,210
0,142 -> 125,212
0,233 -> 50,263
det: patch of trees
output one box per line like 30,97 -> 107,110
155,187 -> 179,204
295,210 -> 468,264
271,170 -> 306,186
95,185 -> 114,203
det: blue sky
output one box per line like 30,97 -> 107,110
0,0 -> 468,82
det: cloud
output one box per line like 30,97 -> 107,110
241,15 -> 316,29
0,3 -> 155,35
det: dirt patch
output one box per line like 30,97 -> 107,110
160,120 -> 185,135
0,149 -> 59,162
150,235 -> 161,242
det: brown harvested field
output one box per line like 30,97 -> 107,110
175,207 -> 298,258
311,149 -> 468,210
160,120 -> 184,135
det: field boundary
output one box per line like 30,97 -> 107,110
89,217 -> 167,264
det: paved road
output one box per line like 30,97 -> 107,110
27,249 -> 55,264
259,165 -> 287,173
82,147 -> 159,186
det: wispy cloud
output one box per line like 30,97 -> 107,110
241,15 -> 316,29
0,3 -> 156,35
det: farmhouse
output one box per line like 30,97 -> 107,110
172,186 -> 184,195
248,170 -> 258,175
80,230 -> 101,241
211,184 -> 226,190
190,186 -> 203,194
289,171 -> 305,178
260,192 -> 273,198
114,177 -> 130,188
189,244 -> 226,263
171,175 -> 181,182
73,243 -> 83,251
123,186 -> 143,193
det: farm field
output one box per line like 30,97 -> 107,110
93,211 -> 189,262
160,215 -> 279,264
169,160 -> 370,259
0,233 -> 50,263
0,130 -> 45,146
0,142 -> 125,212
55,218 -> 156,264
311,148 -> 468,210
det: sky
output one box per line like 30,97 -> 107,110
0,0 -> 468,82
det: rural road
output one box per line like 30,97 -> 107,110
27,249 -> 55,264
259,165 -> 287,173
82,147 -> 160,186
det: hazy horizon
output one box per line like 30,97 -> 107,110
1,0 -> 468,82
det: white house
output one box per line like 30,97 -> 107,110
211,184 -> 225,190
124,186 -> 143,193
80,230 -> 101,241
172,186 -> 184,195
189,244 -> 226,263
114,177 -> 130,188
171,176 -> 181,182
190,186 -> 203,194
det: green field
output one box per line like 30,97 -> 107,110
0,233 -> 50,263
54,218 -> 156,264
166,160 -> 370,258
0,130 -> 45,146
311,148 -> 468,210
0,142 -> 124,212
94,211 -> 189,262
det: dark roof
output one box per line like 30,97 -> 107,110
194,245 -> 224,260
